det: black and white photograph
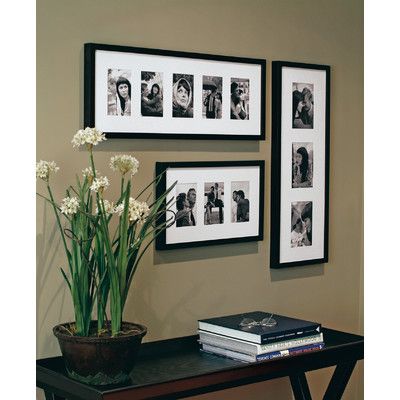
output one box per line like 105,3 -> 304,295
270,61 -> 329,268
204,182 -> 224,225
230,78 -> 249,120
107,69 -> 132,116
291,202 -> 313,248
175,183 -> 197,227
202,76 -> 222,119
292,142 -> 313,188
292,82 -> 314,129
231,181 -> 250,223
86,43 -> 265,139
156,161 -> 264,250
141,71 -> 163,117
172,74 -> 194,118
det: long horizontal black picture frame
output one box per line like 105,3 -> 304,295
156,160 -> 265,250
270,61 -> 330,268
84,43 -> 266,140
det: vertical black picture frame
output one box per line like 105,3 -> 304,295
270,61 -> 330,268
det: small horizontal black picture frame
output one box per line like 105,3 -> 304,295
156,160 -> 265,250
270,61 -> 330,268
84,43 -> 266,140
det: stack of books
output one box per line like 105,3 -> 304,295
198,311 -> 324,362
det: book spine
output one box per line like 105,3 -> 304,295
260,325 -> 321,344
199,333 -> 323,356
258,333 -> 323,354
256,343 -> 325,361
201,344 -> 253,363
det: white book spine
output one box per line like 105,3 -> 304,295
198,331 -> 324,356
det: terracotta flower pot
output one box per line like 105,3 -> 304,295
53,321 -> 147,385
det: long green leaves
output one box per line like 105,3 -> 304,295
39,150 -> 176,337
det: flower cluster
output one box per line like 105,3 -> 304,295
115,198 -> 150,224
72,127 -> 106,148
36,160 -> 59,182
82,166 -> 98,184
82,167 -> 98,178
60,197 -> 80,216
95,199 -> 115,216
90,176 -> 109,194
110,155 -> 139,176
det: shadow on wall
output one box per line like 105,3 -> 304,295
90,138 -> 260,154
270,263 -> 325,282
154,241 -> 259,265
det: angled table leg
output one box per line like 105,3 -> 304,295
290,372 -> 312,400
44,390 -> 66,400
323,361 -> 357,400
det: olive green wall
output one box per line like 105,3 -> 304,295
36,0 -> 363,399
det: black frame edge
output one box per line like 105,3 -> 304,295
155,160 -> 265,250
270,61 -> 330,269
83,43 -> 267,141
84,43 -> 96,129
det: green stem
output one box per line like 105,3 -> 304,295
46,185 -> 72,270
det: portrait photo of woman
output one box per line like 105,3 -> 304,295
172,74 -> 194,118
292,143 -> 313,188
107,69 -> 132,116
116,76 -> 131,116
230,79 -> 249,120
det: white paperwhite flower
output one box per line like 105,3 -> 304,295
72,127 -> 106,148
90,176 -> 109,193
95,199 -> 115,215
110,155 -> 139,176
36,160 -> 59,181
60,197 -> 80,216
82,167 -> 98,179
114,203 -> 124,215
116,198 -> 150,224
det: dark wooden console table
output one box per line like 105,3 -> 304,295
37,327 -> 363,400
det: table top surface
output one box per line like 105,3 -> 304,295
37,327 -> 364,400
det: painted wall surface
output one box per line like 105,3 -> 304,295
37,0 -> 363,398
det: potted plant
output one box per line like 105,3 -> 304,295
37,127 -> 176,385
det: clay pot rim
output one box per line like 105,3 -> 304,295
53,321 -> 147,343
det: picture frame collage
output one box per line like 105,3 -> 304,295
84,44 -> 330,268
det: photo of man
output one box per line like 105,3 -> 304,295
202,76 -> 222,119
175,184 -> 197,227
204,182 -> 224,225
231,181 -> 250,222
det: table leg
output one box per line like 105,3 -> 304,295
44,390 -> 66,400
290,372 -> 312,400
322,360 -> 357,400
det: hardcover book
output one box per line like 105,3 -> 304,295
201,342 -> 325,363
198,330 -> 324,356
198,311 -> 321,344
